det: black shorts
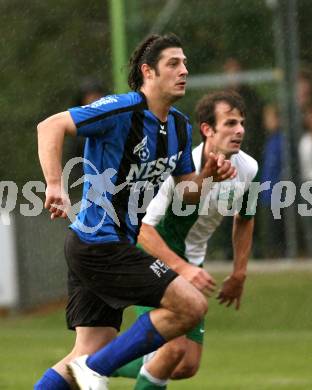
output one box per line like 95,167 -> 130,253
64,230 -> 178,331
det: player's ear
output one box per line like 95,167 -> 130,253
141,63 -> 154,80
200,122 -> 214,138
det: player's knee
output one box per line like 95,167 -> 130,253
166,342 -> 187,364
186,292 -> 208,327
171,362 -> 200,379
196,292 -> 208,317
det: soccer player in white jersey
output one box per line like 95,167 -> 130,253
114,90 -> 258,390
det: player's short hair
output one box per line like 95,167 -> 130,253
195,90 -> 246,134
128,33 -> 182,91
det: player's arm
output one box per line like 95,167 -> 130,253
174,152 -> 237,204
217,213 -> 254,310
232,214 -> 254,280
37,111 -> 77,219
139,223 -> 185,272
138,223 -> 216,296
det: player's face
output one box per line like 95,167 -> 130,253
152,47 -> 188,101
210,102 -> 245,157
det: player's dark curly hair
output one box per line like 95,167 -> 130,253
195,90 -> 246,139
128,33 -> 182,91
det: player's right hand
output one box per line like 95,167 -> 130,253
202,152 -> 236,182
216,274 -> 246,310
45,183 -> 71,220
179,263 -> 216,296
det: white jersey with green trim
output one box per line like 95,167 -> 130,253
142,143 -> 258,266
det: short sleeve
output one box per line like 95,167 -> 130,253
68,93 -> 143,138
68,95 -> 122,137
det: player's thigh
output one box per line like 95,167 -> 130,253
66,264 -> 124,331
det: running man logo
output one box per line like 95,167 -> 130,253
73,168 -> 128,226
150,259 -> 170,278
62,158 -> 127,233
133,136 -> 150,162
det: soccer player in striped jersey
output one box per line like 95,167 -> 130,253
35,34 -> 236,390
115,90 -> 258,390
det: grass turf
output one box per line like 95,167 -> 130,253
0,270 -> 311,389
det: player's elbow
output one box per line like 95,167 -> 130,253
37,116 -> 55,136
37,120 -> 46,134
37,112 -> 76,137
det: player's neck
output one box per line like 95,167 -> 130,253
140,87 -> 171,122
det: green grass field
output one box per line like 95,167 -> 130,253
0,269 -> 311,390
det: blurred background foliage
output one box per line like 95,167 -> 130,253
127,0 -> 274,71
1,0 -> 312,184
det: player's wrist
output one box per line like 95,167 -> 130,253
200,164 -> 214,180
46,179 -> 62,188
231,272 -> 246,283
173,259 -> 189,274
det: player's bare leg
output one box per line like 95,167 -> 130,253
135,336 -> 202,390
170,338 -> 202,379
143,336 -> 188,379
53,327 -> 117,385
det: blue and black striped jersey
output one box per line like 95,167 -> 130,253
68,91 -> 195,244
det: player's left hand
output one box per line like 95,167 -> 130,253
216,274 -> 246,310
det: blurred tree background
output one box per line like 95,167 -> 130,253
127,0 -> 274,71
0,0 -> 111,184
1,0 -> 312,190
